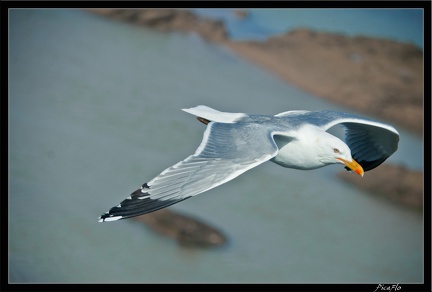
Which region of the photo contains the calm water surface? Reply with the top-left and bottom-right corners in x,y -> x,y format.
9,9 -> 423,283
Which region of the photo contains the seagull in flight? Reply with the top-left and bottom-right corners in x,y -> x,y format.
99,105 -> 399,222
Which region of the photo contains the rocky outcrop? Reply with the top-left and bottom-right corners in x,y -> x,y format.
227,29 -> 423,135
86,9 -> 228,43
131,209 -> 227,248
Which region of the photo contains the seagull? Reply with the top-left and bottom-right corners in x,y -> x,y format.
99,105 -> 399,222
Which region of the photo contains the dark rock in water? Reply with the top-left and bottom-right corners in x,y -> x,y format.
86,8 -> 228,43
337,164 -> 423,211
131,209 -> 227,248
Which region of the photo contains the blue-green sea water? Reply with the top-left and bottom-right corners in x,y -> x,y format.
9,9 -> 423,284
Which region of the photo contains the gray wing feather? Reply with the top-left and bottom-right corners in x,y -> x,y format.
99,122 -> 279,221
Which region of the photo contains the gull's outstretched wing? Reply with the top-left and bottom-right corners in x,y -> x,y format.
99,122 -> 279,222
277,110 -> 399,171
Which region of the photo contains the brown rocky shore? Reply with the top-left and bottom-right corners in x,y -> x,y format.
86,9 -> 423,245
227,30 -> 423,135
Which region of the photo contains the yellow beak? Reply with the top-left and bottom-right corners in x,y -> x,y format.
337,158 -> 364,177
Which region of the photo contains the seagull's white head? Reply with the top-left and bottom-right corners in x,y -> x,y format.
316,131 -> 364,177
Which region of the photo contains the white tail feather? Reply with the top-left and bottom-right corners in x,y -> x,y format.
182,105 -> 246,123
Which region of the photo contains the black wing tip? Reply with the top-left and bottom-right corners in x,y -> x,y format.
357,157 -> 388,172
98,185 -> 189,222
98,212 -> 123,222
344,156 -> 388,173
98,187 -> 143,223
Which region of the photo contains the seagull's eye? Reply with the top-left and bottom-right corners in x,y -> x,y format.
333,148 -> 340,153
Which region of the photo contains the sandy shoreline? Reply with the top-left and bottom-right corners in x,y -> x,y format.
85,9 -> 423,244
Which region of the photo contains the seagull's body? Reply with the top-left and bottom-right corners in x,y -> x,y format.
99,105 -> 399,222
